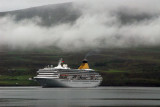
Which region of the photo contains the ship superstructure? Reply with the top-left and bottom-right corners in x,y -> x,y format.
34,58 -> 102,87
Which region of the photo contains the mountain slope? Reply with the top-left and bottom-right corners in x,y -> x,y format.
0,3 -> 81,26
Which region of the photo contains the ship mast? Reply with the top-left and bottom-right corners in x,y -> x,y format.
58,58 -> 63,66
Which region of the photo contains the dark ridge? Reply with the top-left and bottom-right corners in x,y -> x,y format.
0,2 -> 81,26
112,7 -> 159,24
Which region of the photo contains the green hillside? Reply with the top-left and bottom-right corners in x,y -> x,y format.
0,47 -> 160,86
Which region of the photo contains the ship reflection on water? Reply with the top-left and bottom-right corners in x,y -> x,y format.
0,87 -> 160,107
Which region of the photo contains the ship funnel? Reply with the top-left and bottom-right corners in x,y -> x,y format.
78,59 -> 90,69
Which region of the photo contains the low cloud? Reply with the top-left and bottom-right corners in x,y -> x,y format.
1,0 -> 160,51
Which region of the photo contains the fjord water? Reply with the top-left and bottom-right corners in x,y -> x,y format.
0,87 -> 160,107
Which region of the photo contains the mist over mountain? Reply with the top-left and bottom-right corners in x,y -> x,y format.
0,0 -> 160,51
0,3 -> 80,26
1,1 -> 160,87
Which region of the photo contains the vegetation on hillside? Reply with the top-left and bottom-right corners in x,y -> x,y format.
0,47 -> 160,86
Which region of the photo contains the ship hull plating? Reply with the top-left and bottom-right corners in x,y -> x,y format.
35,78 -> 102,88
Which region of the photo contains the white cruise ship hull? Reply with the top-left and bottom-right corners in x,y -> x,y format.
35,78 -> 102,88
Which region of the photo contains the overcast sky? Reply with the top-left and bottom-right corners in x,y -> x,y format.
0,0 -> 78,12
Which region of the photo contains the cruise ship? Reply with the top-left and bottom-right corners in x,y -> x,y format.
34,58 -> 103,87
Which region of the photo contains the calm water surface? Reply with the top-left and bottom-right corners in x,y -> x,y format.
0,87 -> 160,107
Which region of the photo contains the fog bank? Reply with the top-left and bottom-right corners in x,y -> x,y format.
1,0 -> 160,51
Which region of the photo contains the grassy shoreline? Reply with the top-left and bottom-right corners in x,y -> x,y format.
0,69 -> 160,86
